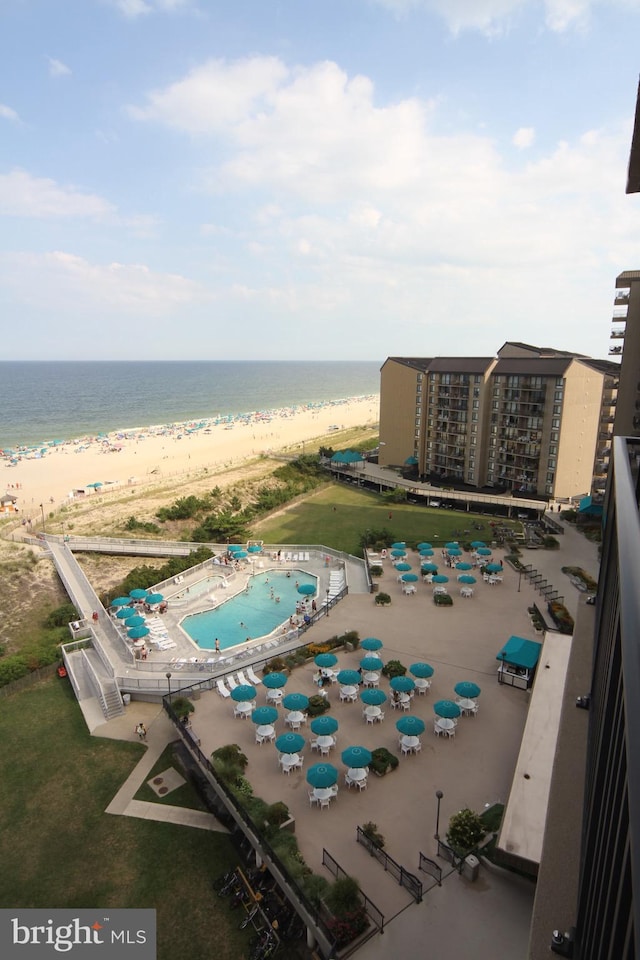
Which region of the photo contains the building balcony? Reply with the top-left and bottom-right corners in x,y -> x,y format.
609,345 -> 623,355
610,330 -> 626,340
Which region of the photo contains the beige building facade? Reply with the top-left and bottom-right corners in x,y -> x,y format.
379,342 -> 619,501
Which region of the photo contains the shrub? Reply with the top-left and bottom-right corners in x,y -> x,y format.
306,694 -> 331,717
325,876 -> 362,917
381,659 -> 406,679
548,600 -> 574,635
369,565 -> 383,577
361,822 -> 385,848
44,603 -> 79,628
265,801 -> 290,827
263,656 -> 287,674
434,593 -> 453,606
447,808 -> 485,855
301,874 -> 330,907
369,747 -> 399,776
340,629 -> 360,650
375,592 -> 391,606
170,696 -> 195,720
542,535 -> 560,549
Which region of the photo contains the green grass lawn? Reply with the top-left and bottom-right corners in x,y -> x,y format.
253,483 -> 504,554
0,679 -> 250,960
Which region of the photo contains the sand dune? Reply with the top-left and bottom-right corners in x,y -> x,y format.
4,395 -> 379,522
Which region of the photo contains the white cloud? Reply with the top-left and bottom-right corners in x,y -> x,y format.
0,251 -> 205,314
513,126 -> 535,148
0,170 -> 114,218
111,0 -> 192,17
47,57 -> 71,78
0,103 -> 20,122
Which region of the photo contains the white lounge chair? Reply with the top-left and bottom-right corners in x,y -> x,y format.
226,675 -> 238,689
216,679 -> 231,698
246,666 -> 262,685
236,670 -> 248,686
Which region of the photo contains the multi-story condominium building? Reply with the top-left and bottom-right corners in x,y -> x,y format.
379,342 -> 619,501
612,271 -> 640,438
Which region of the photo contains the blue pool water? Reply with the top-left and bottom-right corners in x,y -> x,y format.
181,570 -> 318,650
171,575 -> 225,600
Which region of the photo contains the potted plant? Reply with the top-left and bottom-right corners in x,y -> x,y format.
369,747 -> 399,777
381,659 -> 406,679
375,591 -> 391,606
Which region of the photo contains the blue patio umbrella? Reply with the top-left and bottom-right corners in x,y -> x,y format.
282,692 -> 309,711
116,607 -> 133,619
409,662 -> 434,679
124,614 -> 145,628
434,699 -> 462,719
422,563 -> 439,573
459,574 -> 477,584
336,669 -> 361,686
390,675 -> 416,693
417,542 -> 432,550
129,588 -> 148,600
390,549 -> 406,558
471,540 -> 486,549
445,542 -> 459,550
361,637 -> 383,651
432,574 -> 449,584
112,596 -> 132,607
447,547 -> 462,556
248,544 -> 262,553
360,688 -> 387,706
297,583 -> 315,595
275,732 -> 305,754
395,562 -> 412,572
391,542 -> 406,549
310,715 -> 339,735
146,593 -> 164,604
127,625 -> 150,639
454,681 -> 481,699
485,563 -> 502,573
231,684 -> 257,702
401,573 -> 419,582
314,652 -> 338,668
306,763 -> 338,788
341,745 -> 372,768
455,562 -> 473,571
419,548 -> 434,557
251,706 -> 278,725
360,656 -> 384,672
262,672 -> 288,689
227,544 -> 243,552
477,547 -> 492,556
234,550 -> 248,558
396,716 -> 426,736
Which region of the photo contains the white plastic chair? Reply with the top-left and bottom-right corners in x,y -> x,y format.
216,679 -> 231,698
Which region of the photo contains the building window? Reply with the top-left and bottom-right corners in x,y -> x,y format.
550,431 -> 559,442
545,483 -> 553,495
468,470 -> 475,480
472,412 -> 478,421
552,418 -> 560,429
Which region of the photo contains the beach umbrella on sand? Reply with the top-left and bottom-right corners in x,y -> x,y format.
432,574 -> 449,584
396,716 -> 426,736
390,675 -> 416,693
251,706 -> 278,725
391,549 -> 406,558
485,562 -> 502,573
127,625 -> 150,640
471,540 -> 486,549
306,763 -> 338,789
124,614 -> 145,628
360,656 -> 384,672
341,745 -> 372,768
410,663 -> 434,679
445,542 -> 459,550
419,548 -> 434,557
447,547 -> 463,557
297,583 -> 315,596
391,542 -> 406,549
146,593 -> 164,605
417,542 -> 432,550
401,573 -> 419,582
275,733 -> 305,754
454,681 -> 481,699
434,700 -> 461,719
422,563 -> 438,573
231,684 -> 257,702
459,575 -> 476,585
262,672 -> 288,689
360,688 -> 387,706
361,637 -> 383,651
395,562 -> 412,572
282,693 -> 309,711
476,547 -> 492,556
310,715 -> 339,736
314,652 -> 338,669
336,669 -> 361,686
455,562 -> 473,571
112,597 -> 132,607
129,588 -> 148,600
116,607 -> 133,619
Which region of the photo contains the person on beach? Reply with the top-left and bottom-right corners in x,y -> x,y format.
135,723 -> 147,741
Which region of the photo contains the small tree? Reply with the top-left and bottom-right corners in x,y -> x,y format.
446,808 -> 485,855
381,659 -> 406,679
170,696 -> 195,720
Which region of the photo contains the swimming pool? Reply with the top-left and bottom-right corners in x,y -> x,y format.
181,570 -> 318,650
171,575 -> 226,600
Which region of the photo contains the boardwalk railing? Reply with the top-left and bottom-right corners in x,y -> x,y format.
356,826 -> 423,903
321,848 -> 385,933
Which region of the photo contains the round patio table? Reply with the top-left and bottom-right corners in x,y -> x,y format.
414,678 -> 430,692
256,724 -> 274,739
456,698 -> 477,714
363,672 -> 379,687
285,711 -> 306,727
312,787 -> 334,802
234,701 -> 254,717
346,767 -> 368,782
280,753 -> 301,772
315,735 -> 335,750
363,705 -> 382,720
266,688 -> 284,703
435,717 -> 456,731
340,685 -> 358,699
401,735 -> 420,751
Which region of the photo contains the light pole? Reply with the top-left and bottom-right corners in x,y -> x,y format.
518,568 -> 522,592
434,789 -> 444,840
166,672 -> 172,702
325,588 -> 330,618
39,502 -> 46,533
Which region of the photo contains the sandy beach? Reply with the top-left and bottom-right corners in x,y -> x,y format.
3,395 -> 379,521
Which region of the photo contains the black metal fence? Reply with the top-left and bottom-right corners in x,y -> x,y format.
436,839 -> 464,871
418,851 -> 442,886
356,826 -> 423,903
321,849 -> 385,933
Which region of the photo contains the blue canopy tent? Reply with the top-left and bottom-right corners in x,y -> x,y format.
496,635 -> 543,689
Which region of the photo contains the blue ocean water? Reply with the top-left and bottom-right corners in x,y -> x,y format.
0,361 -> 381,449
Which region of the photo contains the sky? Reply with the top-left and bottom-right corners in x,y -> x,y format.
1,0 -> 639,362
